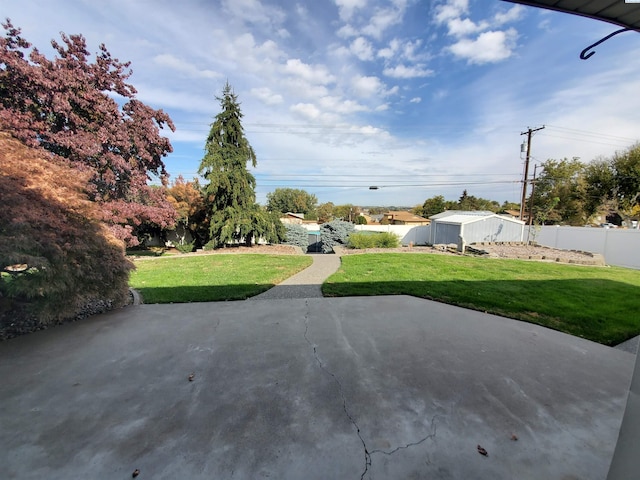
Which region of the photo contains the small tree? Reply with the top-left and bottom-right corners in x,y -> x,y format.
166,175 -> 207,247
417,195 -> 446,217
283,224 -> 310,251
317,202 -> 335,223
320,220 -> 355,253
266,188 -> 318,216
334,204 -> 359,222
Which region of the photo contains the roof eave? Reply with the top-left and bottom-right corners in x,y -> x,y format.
502,0 -> 640,31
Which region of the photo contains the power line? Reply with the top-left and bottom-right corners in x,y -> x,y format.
545,125 -> 637,143
164,172 -> 522,179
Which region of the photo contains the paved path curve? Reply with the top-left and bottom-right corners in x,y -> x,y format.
250,253 -> 341,300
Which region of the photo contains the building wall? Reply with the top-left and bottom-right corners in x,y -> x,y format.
463,217 -> 523,244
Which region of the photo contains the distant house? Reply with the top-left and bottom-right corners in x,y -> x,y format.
382,211 -> 430,225
500,209 -> 529,223
429,210 -> 524,247
280,212 -> 305,224
501,209 -> 521,218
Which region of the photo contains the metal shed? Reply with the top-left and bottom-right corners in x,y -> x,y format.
429,211 -> 524,247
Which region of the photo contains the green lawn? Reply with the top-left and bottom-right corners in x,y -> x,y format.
130,254 -> 312,303
323,253 -> 640,346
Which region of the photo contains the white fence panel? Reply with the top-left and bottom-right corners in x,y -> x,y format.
355,225 -> 431,246
525,226 -> 640,269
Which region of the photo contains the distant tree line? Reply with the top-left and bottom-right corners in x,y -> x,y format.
412,148 -> 640,227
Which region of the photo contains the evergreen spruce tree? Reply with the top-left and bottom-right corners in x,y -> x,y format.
199,82 -> 283,247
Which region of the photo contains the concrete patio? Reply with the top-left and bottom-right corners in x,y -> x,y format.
0,295 -> 634,479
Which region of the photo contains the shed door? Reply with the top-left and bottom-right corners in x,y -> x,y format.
434,222 -> 460,244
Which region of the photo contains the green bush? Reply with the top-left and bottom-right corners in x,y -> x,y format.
320,220 -> 355,253
348,231 -> 400,249
176,242 -> 195,253
283,224 -> 309,251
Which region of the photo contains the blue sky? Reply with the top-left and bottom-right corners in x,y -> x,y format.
3,0 -> 640,207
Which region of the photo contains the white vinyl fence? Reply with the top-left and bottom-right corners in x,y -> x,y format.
525,226 -> 640,270
354,224 -> 431,246
355,224 -> 640,269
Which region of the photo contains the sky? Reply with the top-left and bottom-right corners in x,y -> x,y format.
3,0 -> 640,208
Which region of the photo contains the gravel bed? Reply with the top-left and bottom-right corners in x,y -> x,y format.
471,242 -> 605,265
336,243 -> 605,266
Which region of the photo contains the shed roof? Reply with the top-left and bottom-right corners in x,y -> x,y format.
430,210 -> 495,220
430,210 -> 524,226
502,0 -> 640,31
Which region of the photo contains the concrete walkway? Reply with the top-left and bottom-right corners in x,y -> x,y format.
250,253 -> 341,300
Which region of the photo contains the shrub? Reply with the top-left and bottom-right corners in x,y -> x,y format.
176,242 -> 195,253
283,224 -> 309,251
320,220 -> 355,253
0,133 -> 134,337
348,231 -> 400,249
377,231 -> 401,248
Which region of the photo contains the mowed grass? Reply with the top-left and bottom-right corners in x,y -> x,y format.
323,253 -> 640,346
130,254 -> 312,303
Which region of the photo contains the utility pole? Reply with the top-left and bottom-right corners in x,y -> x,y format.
528,164 -> 538,226
520,125 -> 545,221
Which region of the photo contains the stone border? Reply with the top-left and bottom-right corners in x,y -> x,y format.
471,242 -> 606,266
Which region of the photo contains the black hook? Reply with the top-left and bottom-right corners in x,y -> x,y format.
580,28 -> 631,60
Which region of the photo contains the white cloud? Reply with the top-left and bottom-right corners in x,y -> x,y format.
337,24 -> 359,38
255,39 -> 285,61
433,89 -> 448,100
221,0 -> 286,27
494,5 -> 525,25
350,124 -> 387,136
284,59 -> 336,85
334,0 -> 367,21
134,85 -> 212,114
446,18 -> 488,37
378,38 -> 401,59
383,64 -> 434,79
447,28 -> 518,64
434,0 -> 469,25
352,75 -> 384,97
350,36 -> 375,61
361,3 -> 408,39
410,97 -> 421,103
250,87 -> 283,105
153,54 -> 221,79
401,39 -> 419,60
290,102 -> 322,120
319,95 -> 369,114
282,78 -> 330,100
